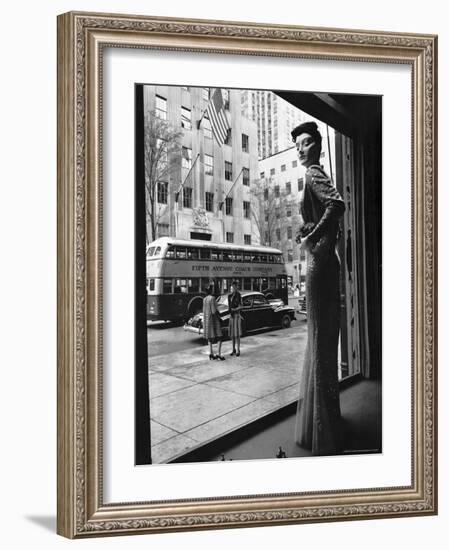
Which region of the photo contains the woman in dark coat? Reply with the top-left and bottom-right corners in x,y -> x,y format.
292,121 -> 345,455
202,284 -> 225,361
228,280 -> 242,356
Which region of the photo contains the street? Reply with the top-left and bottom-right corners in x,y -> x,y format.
147,314 -> 307,463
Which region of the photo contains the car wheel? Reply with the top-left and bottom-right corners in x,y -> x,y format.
281,314 -> 291,329
241,318 -> 247,336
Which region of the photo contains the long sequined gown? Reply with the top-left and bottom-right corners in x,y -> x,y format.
295,164 -> 345,455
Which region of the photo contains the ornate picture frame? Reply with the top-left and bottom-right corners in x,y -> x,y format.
57,11 -> 437,538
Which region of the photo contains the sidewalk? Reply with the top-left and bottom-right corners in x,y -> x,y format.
148,325 -> 307,463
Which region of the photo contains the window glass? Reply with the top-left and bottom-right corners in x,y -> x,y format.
188,278 -> 200,292
163,279 -> 173,293
187,248 -> 199,260
174,279 -> 188,293
253,295 -> 267,305
242,296 -> 252,307
243,278 -> 252,290
176,248 -> 187,260
165,247 -> 175,259
200,248 -> 211,260
147,246 -> 155,257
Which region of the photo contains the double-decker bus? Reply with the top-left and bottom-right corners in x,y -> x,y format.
146,237 -> 288,321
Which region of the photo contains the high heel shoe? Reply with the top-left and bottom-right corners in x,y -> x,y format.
230,349 -> 236,356
236,351 -> 240,357
216,355 -> 226,361
209,354 -> 216,360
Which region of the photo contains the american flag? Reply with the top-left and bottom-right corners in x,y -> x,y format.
205,88 -> 231,145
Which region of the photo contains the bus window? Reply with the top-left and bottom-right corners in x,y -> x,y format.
165,246 -> 175,259
222,250 -> 232,262
200,278 -> 211,291
176,248 -> 187,260
233,250 -> 242,262
187,247 -> 199,260
243,253 -> 252,262
174,279 -> 188,293
163,279 -> 173,294
252,253 -> 260,263
149,278 -> 155,291
260,277 -> 268,291
211,249 -> 220,261
281,277 -> 287,288
275,255 -> 282,264
147,246 -> 155,257
276,278 -> 281,289
200,248 -> 211,260
268,277 -> 276,289
252,277 -> 259,290
154,246 -> 161,256
268,255 -> 274,263
243,278 -> 252,290
188,278 -> 200,293
260,254 -> 267,262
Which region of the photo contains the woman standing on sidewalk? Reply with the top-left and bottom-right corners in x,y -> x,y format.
292,121 -> 345,455
203,284 -> 225,361
228,280 -> 243,356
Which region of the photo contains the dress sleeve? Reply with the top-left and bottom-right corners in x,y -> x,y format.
307,169 -> 345,245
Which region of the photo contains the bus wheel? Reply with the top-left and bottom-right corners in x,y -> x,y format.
187,298 -> 203,319
281,314 -> 291,329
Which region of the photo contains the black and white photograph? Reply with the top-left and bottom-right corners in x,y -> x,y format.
135,84 -> 382,465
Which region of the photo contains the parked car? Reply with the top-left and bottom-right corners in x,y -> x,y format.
183,291 -> 296,337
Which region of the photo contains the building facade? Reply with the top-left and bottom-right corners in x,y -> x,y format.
241,90 -> 305,159
257,121 -> 336,286
143,85 -> 259,246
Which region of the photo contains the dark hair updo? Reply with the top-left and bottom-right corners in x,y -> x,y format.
291,121 -> 322,150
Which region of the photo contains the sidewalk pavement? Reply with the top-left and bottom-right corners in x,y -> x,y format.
148,324 -> 307,463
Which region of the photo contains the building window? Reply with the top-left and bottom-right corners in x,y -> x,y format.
275,207 -> 280,219
226,231 -> 234,243
203,116 -> 212,139
270,167 -> 275,176
281,164 -> 286,172
205,154 -> 213,176
300,250 -> 306,261
183,187 -> 192,208
157,181 -> 168,204
244,234 -> 252,245
224,128 -> 232,145
274,185 -> 280,198
286,206 -> 292,217
276,228 -> 281,240
287,226 -> 292,239
286,181 -> 291,194
264,188 -> 269,201
242,133 -> 249,153
298,177 -> 304,191
181,107 -> 192,130
225,161 -> 233,181
242,167 -> 250,186
243,201 -> 251,219
182,147 -> 192,170
225,197 -> 233,215
287,249 -> 293,262
157,223 -> 169,237
155,95 -> 167,119
205,192 -> 214,212
260,171 -> 265,179
265,212 -> 269,222
202,88 -> 209,102
292,160 -> 298,168
264,231 -> 269,242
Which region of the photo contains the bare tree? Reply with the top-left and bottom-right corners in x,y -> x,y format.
250,178 -> 297,249
144,109 -> 183,243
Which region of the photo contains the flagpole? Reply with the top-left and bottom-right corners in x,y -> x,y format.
218,167 -> 244,211
175,153 -> 200,202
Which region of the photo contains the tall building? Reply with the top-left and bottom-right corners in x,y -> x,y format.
241,90 -> 306,159
257,122 -> 336,286
143,86 -> 259,245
